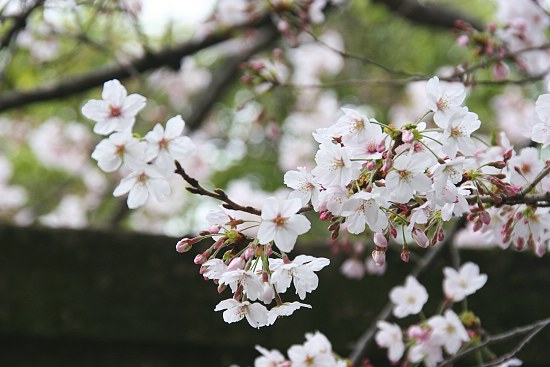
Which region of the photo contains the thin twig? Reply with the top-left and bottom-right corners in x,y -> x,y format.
518,162 -> 550,197
174,161 -> 262,216
438,317 -> 550,366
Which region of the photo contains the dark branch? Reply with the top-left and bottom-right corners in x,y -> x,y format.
0,0 -> 44,50
186,26 -> 279,131
174,161 -> 262,216
372,0 -> 484,31
0,14 -> 272,113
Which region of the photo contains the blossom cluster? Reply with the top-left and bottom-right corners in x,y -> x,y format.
376,262 -> 488,366
182,201 -> 329,328
283,75 -> 550,263
82,79 -> 195,209
253,330 -> 347,367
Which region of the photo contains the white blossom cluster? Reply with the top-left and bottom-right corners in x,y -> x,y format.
283,76 -> 550,262
376,262 -> 488,366
82,79 -> 195,209
253,330 -> 347,367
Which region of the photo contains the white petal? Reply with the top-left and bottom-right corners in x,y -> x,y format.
102,79 -> 127,106
127,183 -> 148,208
164,115 -> 185,139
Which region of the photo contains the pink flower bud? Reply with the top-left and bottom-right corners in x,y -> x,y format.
194,253 -> 208,265
400,248 -> 410,263
402,130 -> 415,144
534,241 -> 546,257
371,250 -> 385,266
487,22 -> 497,32
227,257 -> 245,271
413,230 -> 429,248
366,161 -> 377,170
457,34 -> 469,47
265,244 -> 273,256
244,247 -> 255,260
479,211 -> 491,225
374,233 -> 388,248
217,283 -> 227,294
176,238 -> 193,253
492,62 -> 509,80
209,225 -> 220,234
472,219 -> 483,232
277,20 -> 289,33
319,211 -> 332,221
390,227 -> 398,238
437,227 -> 445,242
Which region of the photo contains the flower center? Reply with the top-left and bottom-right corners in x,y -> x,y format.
398,170 -> 411,183
436,97 -> 449,110
159,137 -> 169,150
352,118 -> 365,132
109,105 -> 122,117
450,127 -> 465,138
115,144 -> 125,156
274,215 -> 288,227
330,158 -> 345,171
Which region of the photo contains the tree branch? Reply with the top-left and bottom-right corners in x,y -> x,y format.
186,26 -> 279,131
0,0 -> 44,50
0,14 -> 272,113
174,161 -> 261,216
371,0 -> 484,31
438,316 -> 550,366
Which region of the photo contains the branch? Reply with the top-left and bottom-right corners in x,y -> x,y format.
438,317 -> 550,366
0,14 -> 272,113
372,0 -> 484,31
186,26 -> 279,131
174,161 -> 261,216
348,216 -> 467,365
0,0 -> 44,50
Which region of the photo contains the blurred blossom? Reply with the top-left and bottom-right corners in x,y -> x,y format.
279,92 -> 340,171
495,0 -> 550,74
389,81 -> 430,127
491,87 -> 535,144
148,58 -> 212,109
28,119 -> 93,174
288,30 -> 344,85
39,195 -> 88,229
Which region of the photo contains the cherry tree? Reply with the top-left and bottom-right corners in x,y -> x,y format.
1,0 -> 550,366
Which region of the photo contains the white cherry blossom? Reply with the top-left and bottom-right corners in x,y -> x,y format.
426,76 -> 466,128
428,309 -> 470,354
341,190 -> 388,234
257,197 -> 311,252
440,108 -> 481,159
113,161 -> 171,209
219,269 -> 264,301
91,131 -> 145,172
443,262 -> 487,302
385,153 -> 432,203
82,79 -> 146,135
267,302 -> 312,325
311,142 -> 361,187
375,321 -> 405,363
254,345 -> 286,367
284,167 -> 321,208
145,115 -> 195,175
389,275 -> 428,318
270,255 -> 330,300
214,299 -> 269,328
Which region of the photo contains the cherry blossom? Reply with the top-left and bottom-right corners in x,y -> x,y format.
113,161 -> 171,209
82,79 -> 146,135
428,309 -> 470,354
270,255 -> 330,300
311,142 -> 361,187
375,321 -> 405,363
440,107 -> 481,159
385,153 -> 433,203
91,131 -> 145,172
214,298 -> 269,328
389,275 -> 429,318
257,197 -> 311,252
426,76 -> 466,127
144,115 -> 195,175
284,167 -> 321,208
443,262 -> 487,302
254,345 -> 286,367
